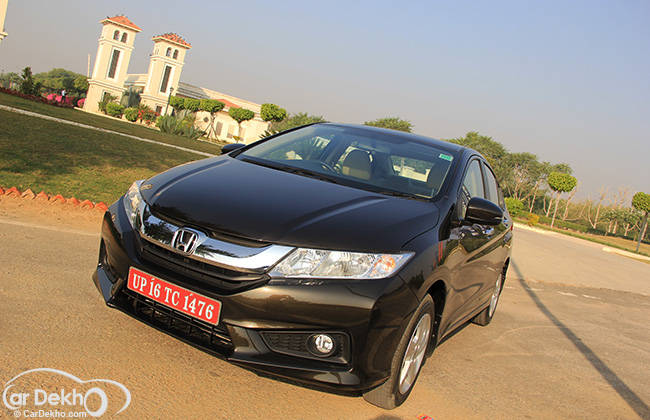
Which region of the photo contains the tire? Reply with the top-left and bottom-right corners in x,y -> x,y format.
362,295 -> 434,409
472,269 -> 504,326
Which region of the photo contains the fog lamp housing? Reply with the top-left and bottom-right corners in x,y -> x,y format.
308,333 -> 336,357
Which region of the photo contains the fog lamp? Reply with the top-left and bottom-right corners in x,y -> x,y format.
309,334 -> 336,357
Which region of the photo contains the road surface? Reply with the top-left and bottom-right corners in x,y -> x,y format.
0,202 -> 648,419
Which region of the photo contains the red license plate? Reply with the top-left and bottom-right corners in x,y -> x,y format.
127,267 -> 221,325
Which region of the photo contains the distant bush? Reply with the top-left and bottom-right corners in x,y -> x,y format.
527,213 -> 539,226
106,102 -> 125,118
183,98 -> 200,112
124,107 -> 138,122
77,98 -> 85,108
169,95 -> 185,111
505,197 -> 524,216
98,93 -> 117,114
0,87 -> 74,108
156,110 -> 204,140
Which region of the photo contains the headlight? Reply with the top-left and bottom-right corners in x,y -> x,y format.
123,180 -> 146,228
270,248 -> 413,279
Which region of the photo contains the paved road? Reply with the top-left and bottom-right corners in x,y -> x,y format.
1,216 -> 649,419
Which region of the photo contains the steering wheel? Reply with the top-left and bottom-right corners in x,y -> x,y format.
319,161 -> 337,174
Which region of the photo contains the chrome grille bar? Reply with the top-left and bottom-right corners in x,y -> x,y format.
139,206 -> 294,274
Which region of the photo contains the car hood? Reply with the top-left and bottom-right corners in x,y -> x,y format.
140,156 -> 439,252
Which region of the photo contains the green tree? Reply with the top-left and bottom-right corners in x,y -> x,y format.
260,103 -> 287,123
73,76 -> 89,93
547,172 -> 577,228
447,132 -> 509,182
169,95 -> 185,111
183,98 -> 201,112
19,67 -> 42,96
33,68 -> 88,95
228,107 -> 255,142
261,112 -> 327,138
0,72 -> 22,88
364,117 -> 412,132
631,192 -> 650,252
199,99 -> 225,138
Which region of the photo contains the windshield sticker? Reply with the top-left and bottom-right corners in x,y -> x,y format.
438,153 -> 453,162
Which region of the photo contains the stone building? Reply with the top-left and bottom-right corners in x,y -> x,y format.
84,15 -> 269,143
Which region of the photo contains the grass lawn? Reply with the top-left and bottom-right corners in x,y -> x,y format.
516,217 -> 650,257
0,92 -> 224,155
0,108 -> 210,204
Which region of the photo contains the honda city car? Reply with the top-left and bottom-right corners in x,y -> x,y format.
92,123 -> 512,408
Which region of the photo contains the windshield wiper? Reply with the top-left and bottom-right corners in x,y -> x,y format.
241,157 -> 343,185
371,189 -> 429,200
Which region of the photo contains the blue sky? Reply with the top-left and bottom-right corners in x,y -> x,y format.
1,0 -> 648,199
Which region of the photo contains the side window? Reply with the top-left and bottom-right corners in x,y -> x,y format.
458,159 -> 484,219
482,163 -> 500,206
462,160 -> 485,199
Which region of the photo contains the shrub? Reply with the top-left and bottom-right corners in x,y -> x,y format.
106,102 -> 125,118
98,93 -> 117,113
156,111 -> 204,140
0,87 -> 74,108
183,98 -> 200,112
169,95 -> 185,111
527,213 -> 539,226
77,98 -> 85,108
124,107 -> 138,122
505,197 -> 524,216
260,103 -> 287,122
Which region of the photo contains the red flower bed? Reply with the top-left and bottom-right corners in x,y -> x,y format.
0,87 -> 76,108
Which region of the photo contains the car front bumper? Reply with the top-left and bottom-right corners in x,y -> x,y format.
91,199 -> 419,392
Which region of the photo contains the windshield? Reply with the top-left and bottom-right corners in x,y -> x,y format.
238,125 -> 456,199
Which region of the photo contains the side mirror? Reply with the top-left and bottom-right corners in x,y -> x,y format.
221,143 -> 245,155
464,197 -> 503,226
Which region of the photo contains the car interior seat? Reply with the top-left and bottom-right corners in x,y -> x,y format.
341,150 -> 372,180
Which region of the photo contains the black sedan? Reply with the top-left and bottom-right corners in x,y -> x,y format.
92,123 -> 512,409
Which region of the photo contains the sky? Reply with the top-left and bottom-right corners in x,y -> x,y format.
1,0 -> 648,201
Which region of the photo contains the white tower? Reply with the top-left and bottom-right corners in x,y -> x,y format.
0,0 -> 8,43
84,15 -> 141,112
140,33 -> 191,114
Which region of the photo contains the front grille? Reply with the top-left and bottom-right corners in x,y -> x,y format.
138,238 -> 269,294
261,331 -> 349,364
116,288 -> 233,353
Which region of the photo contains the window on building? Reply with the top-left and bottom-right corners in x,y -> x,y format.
159,65 -> 172,93
173,49 -> 179,59
214,121 -> 223,137
113,30 -> 120,40
166,47 -> 172,57
155,105 -> 162,114
227,125 -> 235,139
121,33 -> 127,43
107,49 -> 121,79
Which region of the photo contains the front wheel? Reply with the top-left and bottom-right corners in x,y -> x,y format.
472,271 -> 504,326
362,295 -> 434,409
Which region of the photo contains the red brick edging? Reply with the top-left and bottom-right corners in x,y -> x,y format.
0,185 -> 108,212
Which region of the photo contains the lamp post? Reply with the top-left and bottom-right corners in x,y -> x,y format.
165,86 -> 174,115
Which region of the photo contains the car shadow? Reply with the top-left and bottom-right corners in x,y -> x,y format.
511,260 -> 650,419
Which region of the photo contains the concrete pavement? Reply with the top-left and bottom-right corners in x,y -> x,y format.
0,214 -> 648,419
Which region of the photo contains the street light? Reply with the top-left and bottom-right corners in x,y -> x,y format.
165,86 -> 174,115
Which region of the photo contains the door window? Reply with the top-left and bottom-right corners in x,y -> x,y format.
482,164 -> 500,206
462,160 -> 484,199
459,159 -> 484,218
